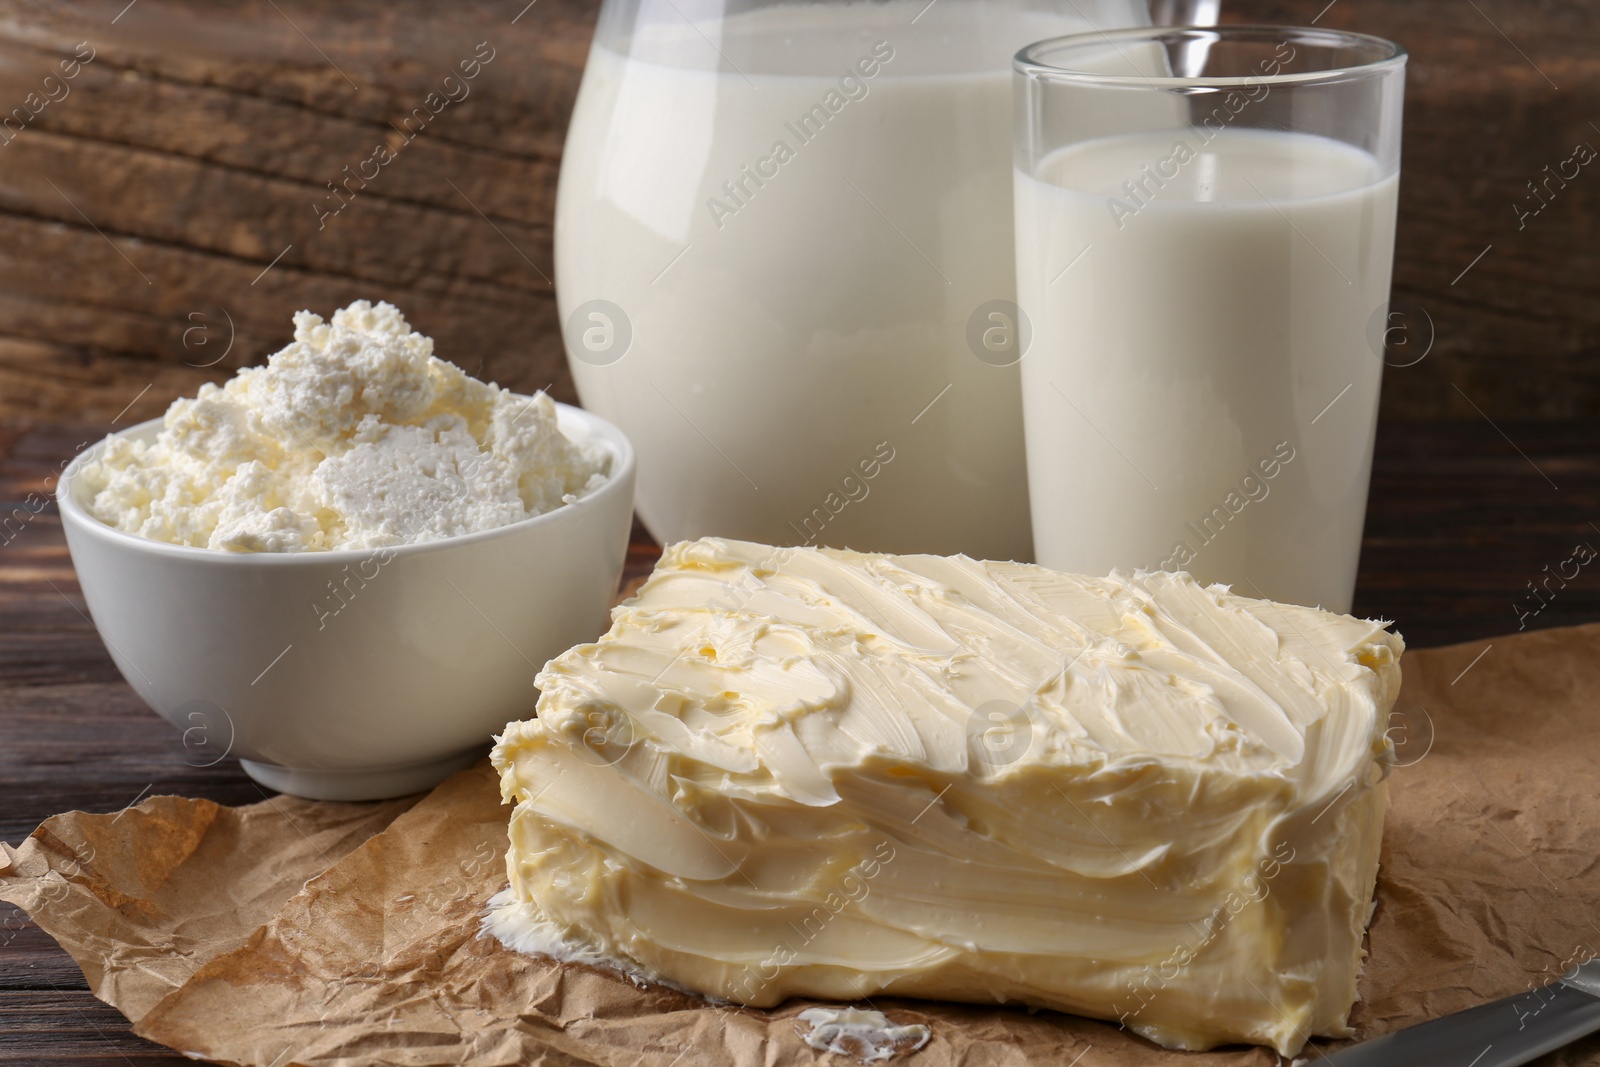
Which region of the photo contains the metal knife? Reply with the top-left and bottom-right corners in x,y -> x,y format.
1320,959 -> 1600,1067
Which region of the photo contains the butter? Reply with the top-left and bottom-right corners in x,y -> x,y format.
796,1008 -> 930,1062
490,539 -> 1403,1055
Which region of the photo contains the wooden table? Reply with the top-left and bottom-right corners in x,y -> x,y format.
4,0 -> 1598,429
4,416 -> 1599,1064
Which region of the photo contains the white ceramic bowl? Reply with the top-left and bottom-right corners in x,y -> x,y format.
57,402 -> 635,801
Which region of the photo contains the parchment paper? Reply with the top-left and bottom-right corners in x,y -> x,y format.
4,622 -> 1600,1066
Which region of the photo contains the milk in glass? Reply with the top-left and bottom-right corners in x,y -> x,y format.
1016,128 -> 1398,611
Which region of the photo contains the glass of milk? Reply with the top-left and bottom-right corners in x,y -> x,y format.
1013,26 -> 1406,612
555,0 -> 1221,560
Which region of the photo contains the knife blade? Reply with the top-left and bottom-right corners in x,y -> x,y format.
1318,959 -> 1600,1067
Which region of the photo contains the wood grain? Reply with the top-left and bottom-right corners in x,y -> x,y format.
2,0 -> 1599,1059
0,419 -> 660,1063
1233,2 -> 1600,419
6,416 -> 1600,1062
0,0 -> 592,426
0,0 -> 1596,426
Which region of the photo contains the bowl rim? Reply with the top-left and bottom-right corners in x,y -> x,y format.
56,397 -> 636,566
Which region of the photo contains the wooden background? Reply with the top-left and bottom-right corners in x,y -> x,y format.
2,2 -> 1599,1062
0,0 -> 1594,426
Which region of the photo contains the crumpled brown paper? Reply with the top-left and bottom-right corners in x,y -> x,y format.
0,791 -> 415,1025
5,623 -> 1600,1066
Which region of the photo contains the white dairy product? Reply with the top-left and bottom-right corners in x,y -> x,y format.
556,0 -> 1147,560
490,537 -> 1404,1055
1016,128 -> 1398,613
78,301 -> 609,552
796,1007 -> 931,1062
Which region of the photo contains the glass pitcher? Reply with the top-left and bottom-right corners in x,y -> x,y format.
556,0 -> 1209,559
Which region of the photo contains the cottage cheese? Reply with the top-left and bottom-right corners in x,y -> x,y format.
78,301 -> 609,552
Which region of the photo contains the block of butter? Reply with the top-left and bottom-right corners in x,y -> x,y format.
489,539 -> 1404,1055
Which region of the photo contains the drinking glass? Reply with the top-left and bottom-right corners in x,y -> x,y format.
1013,26 -> 1405,611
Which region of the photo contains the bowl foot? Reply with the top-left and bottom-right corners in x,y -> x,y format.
240,747 -> 485,801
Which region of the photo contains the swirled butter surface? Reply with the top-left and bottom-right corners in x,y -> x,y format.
489,538 -> 1403,1054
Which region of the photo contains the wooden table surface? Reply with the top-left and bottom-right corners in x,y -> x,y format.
4,416 -> 1600,1064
